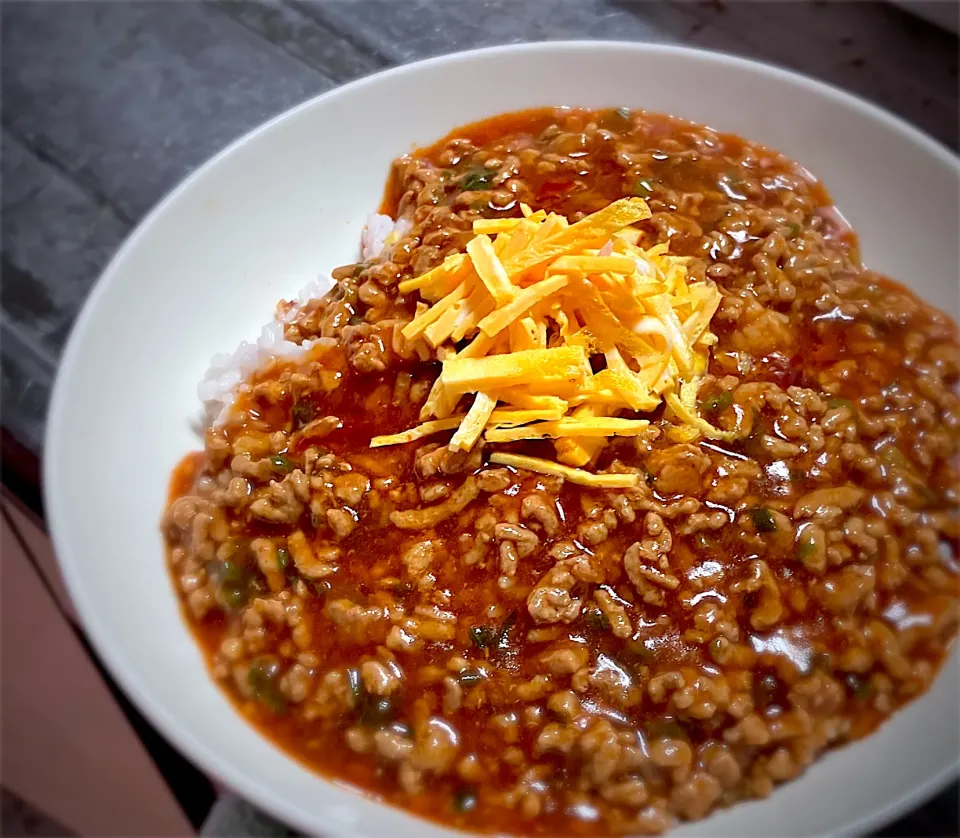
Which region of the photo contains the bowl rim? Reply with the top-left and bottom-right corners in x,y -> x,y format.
43,39 -> 959,837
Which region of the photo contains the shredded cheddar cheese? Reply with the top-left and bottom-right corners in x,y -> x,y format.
373,197 -> 731,481
489,453 -> 640,489
370,416 -> 467,448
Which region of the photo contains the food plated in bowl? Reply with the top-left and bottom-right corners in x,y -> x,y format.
163,105 -> 960,835
46,43 -> 960,838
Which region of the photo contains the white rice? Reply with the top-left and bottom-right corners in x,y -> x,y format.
198,213 -> 408,425
360,213 -> 396,262
361,213 -> 413,262
197,321 -> 334,425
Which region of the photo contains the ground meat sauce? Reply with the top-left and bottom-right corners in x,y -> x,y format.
163,108 -> 960,835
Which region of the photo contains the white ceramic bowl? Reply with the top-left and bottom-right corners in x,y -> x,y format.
45,42 -> 959,838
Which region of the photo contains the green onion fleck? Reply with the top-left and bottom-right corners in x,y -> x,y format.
460,167 -> 496,191
615,106 -> 632,120
219,581 -> 248,610
626,638 -> 653,662
469,625 -> 495,650
359,695 -> 395,728
216,559 -> 245,584
453,786 -> 478,813
751,507 -> 777,533
291,400 -> 315,428
584,608 -> 610,632
634,178 -> 655,198
845,673 -> 875,699
700,391 -> 733,413
248,658 -> 287,714
270,454 -> 295,472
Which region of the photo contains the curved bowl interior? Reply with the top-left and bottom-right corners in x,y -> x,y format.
45,42 -> 959,838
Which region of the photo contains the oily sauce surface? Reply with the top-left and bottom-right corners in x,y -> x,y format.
166,108 -> 960,835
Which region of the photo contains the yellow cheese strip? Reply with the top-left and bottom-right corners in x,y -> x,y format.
478,274 -> 569,338
647,294 -> 694,376
665,389 -> 738,442
508,319 -> 536,352
489,390 -> 568,413
503,198 -> 651,278
554,404 -> 611,467
420,377 -> 447,421
517,376 -> 597,400
568,391 -> 623,407
450,286 -> 496,342
574,281 -> 661,362
402,280 -> 471,340
497,220 -> 540,262
384,197 -> 724,470
449,392 -> 496,451
589,272 -> 631,298
485,416 -> 650,443
623,270 -> 667,299
556,302 -> 582,340
392,406 -> 561,450
519,316 -> 541,350
441,346 -> 589,392
487,408 -> 565,426
424,298 -> 470,348
550,255 -> 637,275
421,278 -> 466,305
473,218 -> 523,235
419,375 -> 463,421
666,264 -> 690,300
537,320 -> 548,348
527,214 -> 568,249
398,253 -> 466,295
467,234 -> 515,305
600,348 -> 662,406
681,283 -> 722,343
490,452 -> 640,489
643,242 -> 668,259
613,228 -> 642,246
492,231 -> 513,256
665,426 -> 701,443
370,416 -> 465,447
633,350 -> 673,392
632,315 -> 672,347
455,331 -> 498,360
592,369 -> 661,412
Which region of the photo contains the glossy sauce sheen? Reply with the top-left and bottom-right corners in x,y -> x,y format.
168,108 -> 959,835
